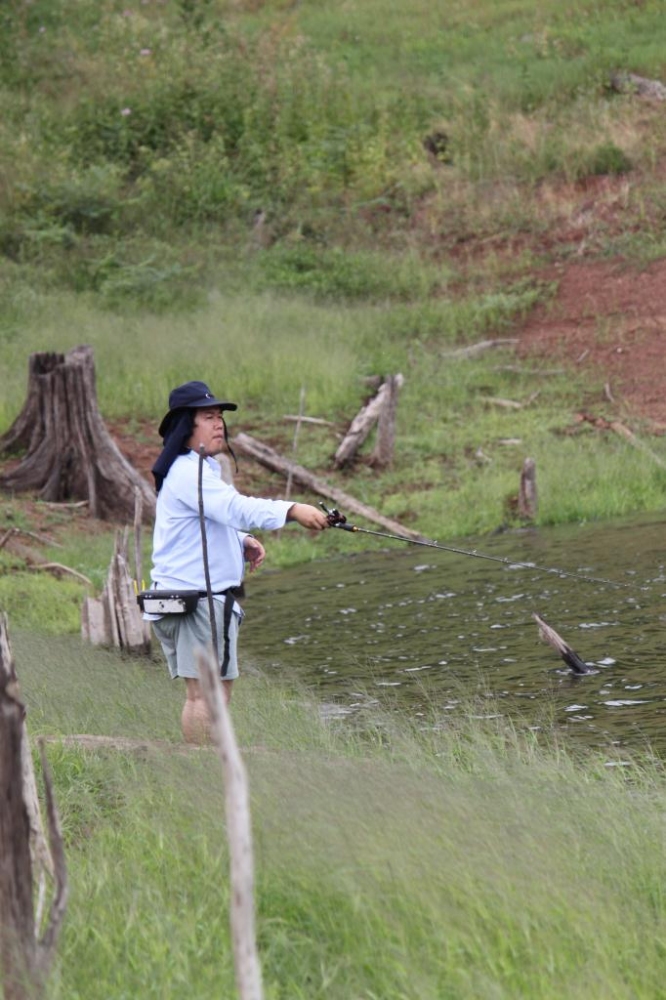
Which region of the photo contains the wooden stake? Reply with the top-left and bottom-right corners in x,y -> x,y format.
196,647 -> 264,1000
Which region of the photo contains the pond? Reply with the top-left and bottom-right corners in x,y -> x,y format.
240,511 -> 666,754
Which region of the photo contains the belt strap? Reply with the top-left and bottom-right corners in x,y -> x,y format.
220,588 -> 235,678
196,588 -> 239,678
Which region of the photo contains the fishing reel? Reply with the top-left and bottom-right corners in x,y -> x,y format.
319,502 -> 348,528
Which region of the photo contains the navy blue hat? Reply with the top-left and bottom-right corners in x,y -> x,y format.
158,381 -> 237,436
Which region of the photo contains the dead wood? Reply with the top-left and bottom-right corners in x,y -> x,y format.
0,345 -> 156,523
517,457 -> 538,521
27,563 -> 93,586
0,614 -> 68,999
81,528 -> 150,653
233,432 -> 424,541
484,397 -> 523,410
533,613 -> 590,675
197,646 -> 264,1000
334,374 -> 404,469
609,72 -> 666,100
0,528 -> 60,551
577,413 -> 666,469
443,338 -> 518,359
283,415 -> 335,428
369,374 -> 402,469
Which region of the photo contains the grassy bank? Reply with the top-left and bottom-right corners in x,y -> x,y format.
12,629 -> 666,999
1,0 -> 666,580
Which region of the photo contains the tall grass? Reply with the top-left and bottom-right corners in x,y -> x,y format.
12,630 -> 666,999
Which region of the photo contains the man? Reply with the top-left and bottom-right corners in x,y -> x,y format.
146,380 -> 328,743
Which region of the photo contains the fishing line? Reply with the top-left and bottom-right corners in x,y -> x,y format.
319,504 -> 649,593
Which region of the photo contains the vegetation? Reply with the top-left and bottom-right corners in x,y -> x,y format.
1,6 -> 666,992
1,0 -> 665,575
13,632 -> 666,999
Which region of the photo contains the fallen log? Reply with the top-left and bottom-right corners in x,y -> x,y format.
577,413 -> 666,469
233,433 -> 424,541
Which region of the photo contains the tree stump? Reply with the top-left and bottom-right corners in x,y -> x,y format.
518,457 -> 538,521
0,346 -> 156,523
369,374 -> 403,470
334,374 -> 404,470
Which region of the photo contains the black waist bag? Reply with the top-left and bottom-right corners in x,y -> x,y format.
137,590 -> 200,615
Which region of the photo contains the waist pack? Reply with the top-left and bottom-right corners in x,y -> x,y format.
137,590 -> 200,615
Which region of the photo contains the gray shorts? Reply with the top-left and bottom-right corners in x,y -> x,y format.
151,598 -> 243,681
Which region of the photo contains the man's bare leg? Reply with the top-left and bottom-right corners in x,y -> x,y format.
182,677 -> 233,744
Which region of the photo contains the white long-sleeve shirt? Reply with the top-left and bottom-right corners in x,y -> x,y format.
150,451 -> 293,592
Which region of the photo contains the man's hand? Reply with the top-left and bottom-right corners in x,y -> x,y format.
243,535 -> 266,572
286,503 -> 329,530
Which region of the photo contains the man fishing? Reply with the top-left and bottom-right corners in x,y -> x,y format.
144,380 -> 328,743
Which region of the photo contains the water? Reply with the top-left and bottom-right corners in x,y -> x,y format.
240,512 -> 666,753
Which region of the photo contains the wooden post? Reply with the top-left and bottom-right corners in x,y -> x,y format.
196,647 -> 264,1000
369,374 -> 403,469
518,457 -> 538,521
0,614 -> 68,999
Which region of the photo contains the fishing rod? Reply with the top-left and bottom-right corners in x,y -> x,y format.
319,503 -> 644,592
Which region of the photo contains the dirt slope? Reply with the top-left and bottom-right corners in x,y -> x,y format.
516,258 -> 666,429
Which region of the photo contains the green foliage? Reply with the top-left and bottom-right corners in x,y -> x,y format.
255,243 -> 443,303
583,139 -> 633,177
12,637 -> 666,999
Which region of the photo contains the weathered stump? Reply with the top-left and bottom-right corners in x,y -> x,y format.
81,528 -> 151,653
334,374 -> 404,469
518,457 -> 538,521
369,374 -> 403,470
0,345 -> 155,523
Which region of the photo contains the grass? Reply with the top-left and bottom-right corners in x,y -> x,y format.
11,628 -> 666,999
1,2 -> 666,996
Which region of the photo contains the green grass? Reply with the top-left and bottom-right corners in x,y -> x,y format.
2,4 -> 666,995
11,629 -> 666,999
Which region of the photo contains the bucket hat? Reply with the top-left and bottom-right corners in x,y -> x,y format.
158,381 -> 237,436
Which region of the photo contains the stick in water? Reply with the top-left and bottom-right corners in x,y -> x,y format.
533,613 -> 591,675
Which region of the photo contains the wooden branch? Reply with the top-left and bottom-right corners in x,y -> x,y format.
443,338 -> 518,359
197,648 -> 264,1000
577,413 -> 666,469
283,415 -> 335,427
533,613 -> 590,675
233,433 -> 424,541
37,501 -> 89,510
27,563 -> 93,586
484,397 -> 523,410
0,529 -> 60,552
